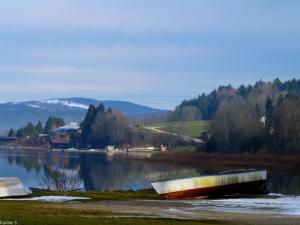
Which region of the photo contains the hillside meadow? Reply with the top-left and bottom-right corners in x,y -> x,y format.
145,120 -> 209,138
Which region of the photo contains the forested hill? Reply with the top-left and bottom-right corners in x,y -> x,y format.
170,78 -> 300,121
170,78 -> 300,154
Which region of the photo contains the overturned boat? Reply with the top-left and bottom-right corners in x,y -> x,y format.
0,177 -> 28,198
151,169 -> 267,200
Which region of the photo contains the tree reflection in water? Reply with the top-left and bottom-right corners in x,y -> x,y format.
0,148 -> 300,195
41,165 -> 82,191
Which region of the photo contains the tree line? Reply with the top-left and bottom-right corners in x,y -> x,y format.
170,78 -> 300,122
79,104 -> 131,148
7,78 -> 300,153
207,94 -> 300,154
8,116 -> 65,138
78,103 -> 187,148
7,103 -> 185,149
166,78 -> 300,154
195,79 -> 300,154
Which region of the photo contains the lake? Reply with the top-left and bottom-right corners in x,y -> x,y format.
0,148 -> 299,195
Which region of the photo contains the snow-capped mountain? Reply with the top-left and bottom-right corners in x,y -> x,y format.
0,98 -> 167,132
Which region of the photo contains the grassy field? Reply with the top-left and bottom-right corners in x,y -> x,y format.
0,190 -> 225,225
145,120 -> 209,138
1,189 -> 297,225
0,201 -> 224,225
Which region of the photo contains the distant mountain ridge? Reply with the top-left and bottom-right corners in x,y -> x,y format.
0,98 -> 167,132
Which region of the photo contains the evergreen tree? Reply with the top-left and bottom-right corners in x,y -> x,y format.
35,121 -> 43,134
16,128 -> 24,138
96,103 -> 105,114
53,117 -> 65,127
8,128 -> 16,137
265,96 -> 274,134
107,107 -> 113,113
44,116 -> 54,133
44,116 -> 65,133
237,85 -> 247,98
91,109 -> 130,148
80,105 -> 98,147
23,122 -> 35,136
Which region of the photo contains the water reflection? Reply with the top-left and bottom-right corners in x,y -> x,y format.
0,148 -> 299,195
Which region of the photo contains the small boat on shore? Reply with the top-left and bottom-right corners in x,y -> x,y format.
151,169 -> 267,200
0,177 -> 28,198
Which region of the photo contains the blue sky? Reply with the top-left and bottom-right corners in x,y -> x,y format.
0,0 -> 299,109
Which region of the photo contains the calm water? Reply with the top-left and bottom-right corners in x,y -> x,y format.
0,148 -> 299,195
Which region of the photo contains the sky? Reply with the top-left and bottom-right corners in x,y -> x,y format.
0,0 -> 300,109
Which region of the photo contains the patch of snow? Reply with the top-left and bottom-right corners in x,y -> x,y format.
54,122 -> 80,132
2,196 -> 90,202
61,101 -> 89,109
27,104 -> 42,109
41,99 -> 89,109
41,99 -> 60,104
188,194 -> 300,216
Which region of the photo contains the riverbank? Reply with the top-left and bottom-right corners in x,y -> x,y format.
128,151 -> 300,173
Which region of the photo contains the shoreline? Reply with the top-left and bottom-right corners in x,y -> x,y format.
127,151 -> 300,173
2,146 -> 300,173
1,198 -> 299,225
75,199 -> 300,224
0,145 -> 159,153
0,145 -> 49,151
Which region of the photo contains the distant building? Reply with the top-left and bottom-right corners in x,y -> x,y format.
50,122 -> 80,149
0,136 -> 18,146
50,137 -> 70,149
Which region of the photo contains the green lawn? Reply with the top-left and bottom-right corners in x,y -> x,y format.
145,121 -> 209,138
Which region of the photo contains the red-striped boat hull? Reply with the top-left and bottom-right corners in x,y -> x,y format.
151,170 -> 267,200
160,180 -> 267,200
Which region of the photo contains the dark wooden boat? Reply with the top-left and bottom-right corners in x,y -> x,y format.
151,169 -> 267,200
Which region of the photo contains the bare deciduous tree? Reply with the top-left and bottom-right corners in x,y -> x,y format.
40,166 -> 82,192
275,99 -> 300,153
209,101 -> 264,153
